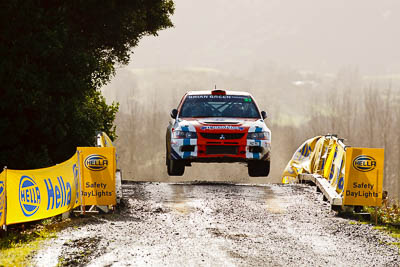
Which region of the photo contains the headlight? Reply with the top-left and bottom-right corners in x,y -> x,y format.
247,131 -> 270,140
172,130 -> 197,139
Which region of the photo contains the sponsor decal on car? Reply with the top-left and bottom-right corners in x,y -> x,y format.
187,95 -> 247,99
201,126 -> 244,131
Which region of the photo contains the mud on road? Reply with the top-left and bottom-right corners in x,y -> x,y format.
35,182 -> 399,266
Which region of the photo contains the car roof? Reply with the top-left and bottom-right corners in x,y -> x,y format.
186,90 -> 252,96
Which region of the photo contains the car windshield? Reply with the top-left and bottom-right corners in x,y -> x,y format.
179,95 -> 260,118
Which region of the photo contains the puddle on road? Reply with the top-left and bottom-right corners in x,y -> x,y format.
122,182 -> 289,215
265,198 -> 286,213
165,184 -> 196,214
160,183 -> 287,214
263,186 -> 290,214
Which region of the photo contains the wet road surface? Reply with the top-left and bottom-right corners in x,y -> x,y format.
35,182 -> 400,266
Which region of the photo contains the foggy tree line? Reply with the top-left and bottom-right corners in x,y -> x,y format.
301,86 -> 400,199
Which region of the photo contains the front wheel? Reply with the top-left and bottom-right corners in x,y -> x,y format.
248,160 -> 270,177
167,157 -> 185,176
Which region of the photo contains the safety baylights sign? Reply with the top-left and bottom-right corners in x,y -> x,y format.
343,148 -> 384,206
79,147 -> 116,206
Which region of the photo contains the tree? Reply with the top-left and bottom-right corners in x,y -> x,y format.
0,0 -> 174,169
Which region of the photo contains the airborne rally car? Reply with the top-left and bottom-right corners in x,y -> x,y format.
166,89 -> 271,177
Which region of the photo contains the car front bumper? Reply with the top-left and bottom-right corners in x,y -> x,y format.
170,137 -> 271,162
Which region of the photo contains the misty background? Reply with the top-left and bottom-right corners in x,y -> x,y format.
101,1 -> 400,198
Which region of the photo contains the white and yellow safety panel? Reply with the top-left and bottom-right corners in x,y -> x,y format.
330,146 -> 346,194
310,137 -> 326,174
323,141 -> 337,180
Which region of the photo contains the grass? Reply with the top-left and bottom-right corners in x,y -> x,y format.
0,217 -> 72,267
0,229 -> 55,266
348,199 -> 400,250
373,225 -> 400,237
372,225 -> 400,249
338,200 -> 400,253
348,220 -> 369,225
346,209 -> 400,251
0,213 -> 108,267
365,199 -> 400,225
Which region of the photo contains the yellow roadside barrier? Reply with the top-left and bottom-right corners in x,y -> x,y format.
5,153 -> 80,225
0,132 -> 117,228
282,135 -> 384,208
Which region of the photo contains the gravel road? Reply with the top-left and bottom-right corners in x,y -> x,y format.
34,182 -> 400,266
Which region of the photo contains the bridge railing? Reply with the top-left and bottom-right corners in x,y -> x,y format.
282,134 -> 384,209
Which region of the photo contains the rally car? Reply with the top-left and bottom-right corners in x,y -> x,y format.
166,89 -> 271,177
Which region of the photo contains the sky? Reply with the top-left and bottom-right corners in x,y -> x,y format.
128,0 -> 400,75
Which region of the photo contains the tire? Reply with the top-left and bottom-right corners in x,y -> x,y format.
248,160 -> 270,177
167,155 -> 185,176
166,138 -> 185,176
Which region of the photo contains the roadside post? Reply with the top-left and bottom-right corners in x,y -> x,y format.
78,149 -> 85,215
0,167 -> 7,231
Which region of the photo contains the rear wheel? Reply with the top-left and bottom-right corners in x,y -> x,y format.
248,160 -> 270,177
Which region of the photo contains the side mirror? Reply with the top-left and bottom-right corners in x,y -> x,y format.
261,111 -> 267,120
170,108 -> 178,119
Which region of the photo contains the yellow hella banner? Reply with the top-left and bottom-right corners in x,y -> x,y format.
282,136 -> 321,183
343,147 -> 384,206
79,147 -> 116,206
0,170 -> 5,227
6,153 -> 80,225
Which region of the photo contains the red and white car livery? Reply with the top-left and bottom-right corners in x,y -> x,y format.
166,89 -> 271,177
